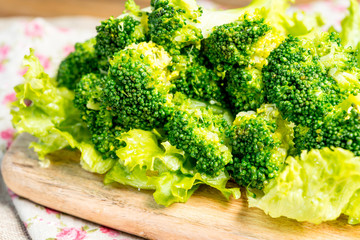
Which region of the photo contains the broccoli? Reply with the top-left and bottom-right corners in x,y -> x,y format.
94,0 -> 149,62
104,42 -> 175,130
226,67 -> 265,113
73,41 -> 175,158
164,94 -> 233,176
203,14 -> 272,70
203,12 -> 284,113
294,105 -> 360,156
56,38 -> 100,90
263,32 -> 360,127
148,0 -> 228,105
74,73 -> 124,159
148,0 -> 204,55
226,105 -> 293,190
148,0 -> 292,110
169,46 -> 227,105
94,0 -> 148,60
74,41 -> 234,175
95,16 -> 147,61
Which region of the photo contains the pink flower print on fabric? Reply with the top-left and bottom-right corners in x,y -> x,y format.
0,45 -> 10,73
63,45 -> 75,56
18,67 -> 29,76
58,27 -> 70,33
45,207 -> 60,215
2,92 -> 16,105
56,227 -> 87,240
0,45 -> 10,58
7,188 -> 18,199
297,3 -> 311,12
1,128 -> 15,148
25,21 -> 44,38
99,226 -> 120,237
35,54 -> 51,70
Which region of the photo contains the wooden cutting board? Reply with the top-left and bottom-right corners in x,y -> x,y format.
2,133 -> 360,240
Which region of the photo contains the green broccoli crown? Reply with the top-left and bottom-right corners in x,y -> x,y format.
226,67 -> 265,113
74,73 -> 125,159
294,105 -> 360,156
169,47 -> 227,105
315,32 -> 360,95
203,13 -> 271,70
73,72 -> 103,113
148,0 -> 203,55
226,105 -> 291,190
263,34 -> 353,127
94,15 -> 147,60
164,98 -> 232,176
57,38 -> 99,90
105,42 -> 174,130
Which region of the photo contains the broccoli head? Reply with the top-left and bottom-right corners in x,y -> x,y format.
294,105 -> 360,156
104,42 -> 175,130
263,32 -> 360,127
203,12 -> 284,113
95,15 -> 148,60
56,38 -> 100,90
169,46 -> 227,105
94,0 -> 148,60
148,0 -> 203,55
226,67 -> 264,113
164,94 -> 233,176
226,104 -> 293,190
203,13 -> 272,70
74,73 -> 125,159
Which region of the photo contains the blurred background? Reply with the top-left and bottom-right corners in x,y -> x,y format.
0,0 -> 317,18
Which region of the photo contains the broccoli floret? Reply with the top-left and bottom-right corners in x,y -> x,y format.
56,38 -> 99,90
226,104 -> 293,190
74,73 -> 125,159
94,0 -> 148,60
94,15 -> 147,60
294,105 -> 360,156
148,0 -> 203,55
316,32 -> 360,91
203,14 -> 272,70
263,32 -> 360,127
164,94 -> 233,176
202,12 -> 284,113
169,47 -> 227,105
226,67 -> 264,113
104,42 -> 175,130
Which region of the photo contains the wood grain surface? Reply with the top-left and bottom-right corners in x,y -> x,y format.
2,133 -> 360,240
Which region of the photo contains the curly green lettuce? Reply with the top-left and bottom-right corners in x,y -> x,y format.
248,147 -> 360,224
104,129 -> 240,206
12,49 -> 115,173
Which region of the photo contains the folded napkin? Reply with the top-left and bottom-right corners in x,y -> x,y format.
0,0 -> 349,239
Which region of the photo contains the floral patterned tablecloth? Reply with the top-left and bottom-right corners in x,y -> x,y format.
0,0 -> 350,239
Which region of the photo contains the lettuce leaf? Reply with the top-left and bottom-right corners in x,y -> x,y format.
11,49 -> 114,173
250,0 -> 324,36
248,148 -> 360,224
340,0 -> 360,49
104,129 -> 240,206
344,189 -> 360,224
